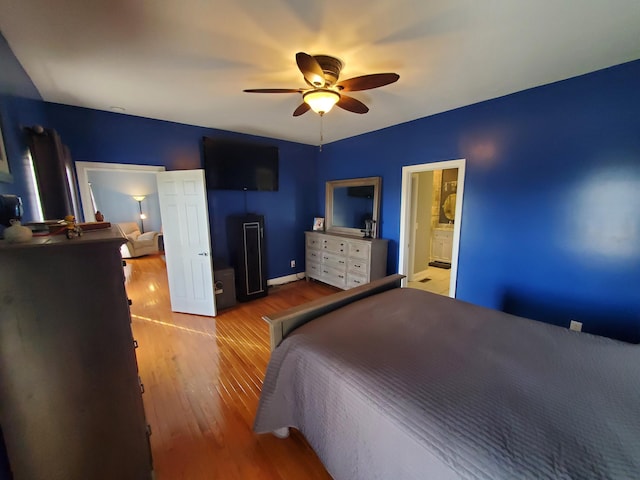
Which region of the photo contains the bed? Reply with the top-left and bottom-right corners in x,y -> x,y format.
254,275 -> 640,479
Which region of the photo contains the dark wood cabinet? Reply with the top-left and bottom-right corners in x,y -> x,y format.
227,214 -> 268,302
0,228 -> 152,480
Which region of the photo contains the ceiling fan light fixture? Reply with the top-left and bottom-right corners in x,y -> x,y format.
303,89 -> 340,115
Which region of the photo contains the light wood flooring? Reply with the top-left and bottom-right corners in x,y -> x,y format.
124,255 -> 337,479
407,265 -> 451,296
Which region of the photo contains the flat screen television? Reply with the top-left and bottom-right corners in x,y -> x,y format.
203,137 -> 279,191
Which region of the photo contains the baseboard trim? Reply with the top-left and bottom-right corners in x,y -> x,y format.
267,273 -> 306,286
410,269 -> 430,282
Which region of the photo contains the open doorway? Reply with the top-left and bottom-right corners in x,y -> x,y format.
75,161 -> 165,230
398,159 -> 466,297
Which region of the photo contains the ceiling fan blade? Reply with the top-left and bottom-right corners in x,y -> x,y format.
293,103 -> 311,117
243,88 -> 302,93
336,94 -> 369,114
337,73 -> 400,92
296,52 -> 325,88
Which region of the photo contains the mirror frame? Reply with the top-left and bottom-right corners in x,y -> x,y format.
325,176 -> 382,238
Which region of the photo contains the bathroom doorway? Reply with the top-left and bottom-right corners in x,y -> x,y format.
398,159 -> 466,297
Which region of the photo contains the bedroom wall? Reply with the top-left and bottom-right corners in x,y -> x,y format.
0,30 -> 318,279
3,28 -> 638,341
318,60 -> 640,343
38,102 -> 319,279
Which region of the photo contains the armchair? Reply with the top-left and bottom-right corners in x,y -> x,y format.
117,222 -> 160,258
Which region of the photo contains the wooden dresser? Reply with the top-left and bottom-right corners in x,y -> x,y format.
305,231 -> 388,290
0,227 -> 152,480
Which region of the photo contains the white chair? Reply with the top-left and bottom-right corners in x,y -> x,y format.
117,222 -> 160,258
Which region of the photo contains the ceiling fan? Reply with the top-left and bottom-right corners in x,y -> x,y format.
244,52 -> 399,116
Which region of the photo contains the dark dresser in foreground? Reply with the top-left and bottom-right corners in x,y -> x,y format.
0,227 -> 152,480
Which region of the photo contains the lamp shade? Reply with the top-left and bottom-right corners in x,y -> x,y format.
303,89 -> 340,115
132,195 -> 146,202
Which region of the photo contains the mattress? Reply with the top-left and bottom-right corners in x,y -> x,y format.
254,288 -> 640,479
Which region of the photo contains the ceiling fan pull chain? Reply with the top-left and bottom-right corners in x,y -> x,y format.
319,114 -> 324,152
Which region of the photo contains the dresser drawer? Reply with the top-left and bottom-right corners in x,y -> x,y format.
306,260 -> 322,278
346,272 -> 368,289
307,249 -> 322,263
306,234 -> 322,250
322,251 -> 347,270
348,258 -> 369,276
320,265 -> 347,288
322,237 -> 347,255
348,242 -> 370,260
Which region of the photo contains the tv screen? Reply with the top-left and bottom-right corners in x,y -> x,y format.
203,137 -> 279,191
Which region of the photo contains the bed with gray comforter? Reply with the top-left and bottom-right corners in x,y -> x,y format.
254,285 -> 640,479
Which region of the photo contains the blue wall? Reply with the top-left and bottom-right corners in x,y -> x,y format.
1,29 -> 318,278
319,60 -> 640,342
2,28 -> 638,341
39,102 -> 319,279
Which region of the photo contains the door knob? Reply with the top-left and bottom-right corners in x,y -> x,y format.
198,252 -> 209,256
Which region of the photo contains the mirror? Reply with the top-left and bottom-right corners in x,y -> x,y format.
325,176 -> 381,238
442,193 -> 456,221
438,174 -> 458,224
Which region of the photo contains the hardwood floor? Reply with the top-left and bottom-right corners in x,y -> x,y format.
124,255 -> 337,479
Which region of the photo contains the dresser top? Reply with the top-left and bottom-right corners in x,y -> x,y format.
306,230 -> 388,243
0,225 -> 126,251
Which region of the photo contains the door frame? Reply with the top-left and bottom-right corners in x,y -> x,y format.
75,161 -> 166,222
398,159 -> 466,297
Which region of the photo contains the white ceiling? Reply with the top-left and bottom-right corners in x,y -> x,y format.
1,0 -> 639,146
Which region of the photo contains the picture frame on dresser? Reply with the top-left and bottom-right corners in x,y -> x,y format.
312,217 -> 325,231
0,114 -> 13,183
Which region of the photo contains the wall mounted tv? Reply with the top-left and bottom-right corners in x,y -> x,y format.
203,137 -> 279,191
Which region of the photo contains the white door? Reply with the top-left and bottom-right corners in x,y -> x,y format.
156,170 -> 216,316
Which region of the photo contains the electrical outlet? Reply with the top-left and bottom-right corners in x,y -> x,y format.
569,320 -> 582,332
290,260 -> 296,268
